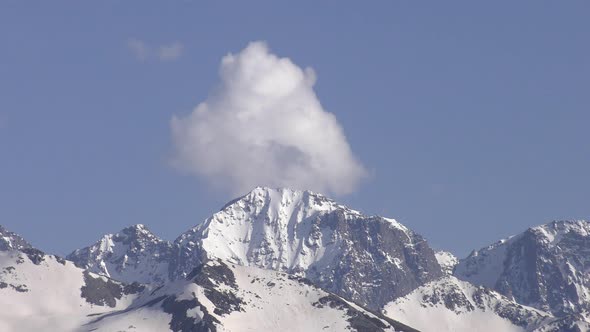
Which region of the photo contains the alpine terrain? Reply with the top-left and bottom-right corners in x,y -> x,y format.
1,187 -> 589,331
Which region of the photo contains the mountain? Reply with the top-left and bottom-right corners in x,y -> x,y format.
0,239 -> 145,331
0,224 -> 419,332
86,259 -> 418,332
67,224 -> 176,284
455,220 -> 590,317
383,276 -> 557,332
0,225 -> 33,251
63,187 -> 445,320
175,187 -> 443,309
8,188 -> 590,331
532,314 -> 590,332
435,251 -> 459,275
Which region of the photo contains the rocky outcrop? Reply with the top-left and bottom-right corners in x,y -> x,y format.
67,224 -> 176,284
456,220 -> 590,316
175,187 -> 443,309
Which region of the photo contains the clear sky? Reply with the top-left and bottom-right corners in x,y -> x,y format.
1,1 -> 588,257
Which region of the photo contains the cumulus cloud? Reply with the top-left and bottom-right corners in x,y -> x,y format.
170,41 -> 366,195
127,39 -> 183,62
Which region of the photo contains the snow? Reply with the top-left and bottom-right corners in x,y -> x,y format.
67,224 -> 174,285
86,260 -> 401,332
0,250 -> 138,332
177,188 -> 357,272
457,221 -> 590,290
8,195 -> 590,332
220,265 -> 355,331
382,217 -> 410,234
435,251 -> 459,275
532,220 -> 590,245
86,307 -> 174,332
383,276 -> 549,332
176,187 -> 414,279
455,234 -> 521,288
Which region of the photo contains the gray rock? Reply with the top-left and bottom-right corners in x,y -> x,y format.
67,224 -> 177,284
0,225 -> 33,252
456,220 -> 590,316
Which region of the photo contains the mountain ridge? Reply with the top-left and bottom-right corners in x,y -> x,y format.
455,220 -> 590,317
2,187 -> 589,331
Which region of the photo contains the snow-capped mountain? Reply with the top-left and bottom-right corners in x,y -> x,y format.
532,313 -> 590,332
455,220 -> 590,317
175,187 -> 443,309
435,251 -> 459,275
0,224 -> 419,332
67,224 -> 176,284
64,186 -> 444,313
0,225 -> 32,251
0,241 -> 145,331
383,276 -> 558,332
86,259 -> 418,332
6,188 -> 590,331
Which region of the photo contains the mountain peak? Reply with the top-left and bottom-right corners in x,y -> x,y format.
175,187 -> 442,309
530,219 -> 589,244
455,219 -> 590,316
117,223 -> 160,242
67,224 -> 175,284
435,251 -> 459,275
219,186 -> 361,218
122,223 -> 148,231
0,225 -> 33,251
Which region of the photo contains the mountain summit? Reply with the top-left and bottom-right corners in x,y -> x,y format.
67,224 -> 176,284
175,186 -> 443,309
456,220 -> 590,316
0,225 -> 33,252
3,190 -> 590,331
68,187 -> 443,309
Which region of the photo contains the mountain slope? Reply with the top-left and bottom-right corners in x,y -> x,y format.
0,225 -> 33,251
86,259 -> 418,332
0,246 -> 144,332
175,187 -> 443,309
383,276 -> 555,332
67,224 -> 176,284
1,224 -> 422,332
455,220 -> 590,316
435,251 -> 458,275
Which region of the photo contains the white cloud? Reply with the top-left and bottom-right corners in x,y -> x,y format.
127,39 -> 183,62
170,41 -> 366,196
158,42 -> 184,61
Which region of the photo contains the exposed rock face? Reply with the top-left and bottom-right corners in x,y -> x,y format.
384,276 -> 554,332
5,196 -> 590,330
80,271 -> 145,308
85,259 -> 416,332
0,225 -> 33,251
455,220 -> 590,316
57,192 -> 590,330
0,239 -> 144,332
175,187 -> 443,309
532,313 -> 590,332
67,224 -> 176,284
65,188 -> 443,310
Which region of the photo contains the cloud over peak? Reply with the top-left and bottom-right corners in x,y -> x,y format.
171,41 -> 366,195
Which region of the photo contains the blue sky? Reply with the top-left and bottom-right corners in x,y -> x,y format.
1,1 -> 588,256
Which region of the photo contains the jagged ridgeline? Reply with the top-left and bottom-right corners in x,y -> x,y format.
69,187 -> 443,310
2,187 -> 590,331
